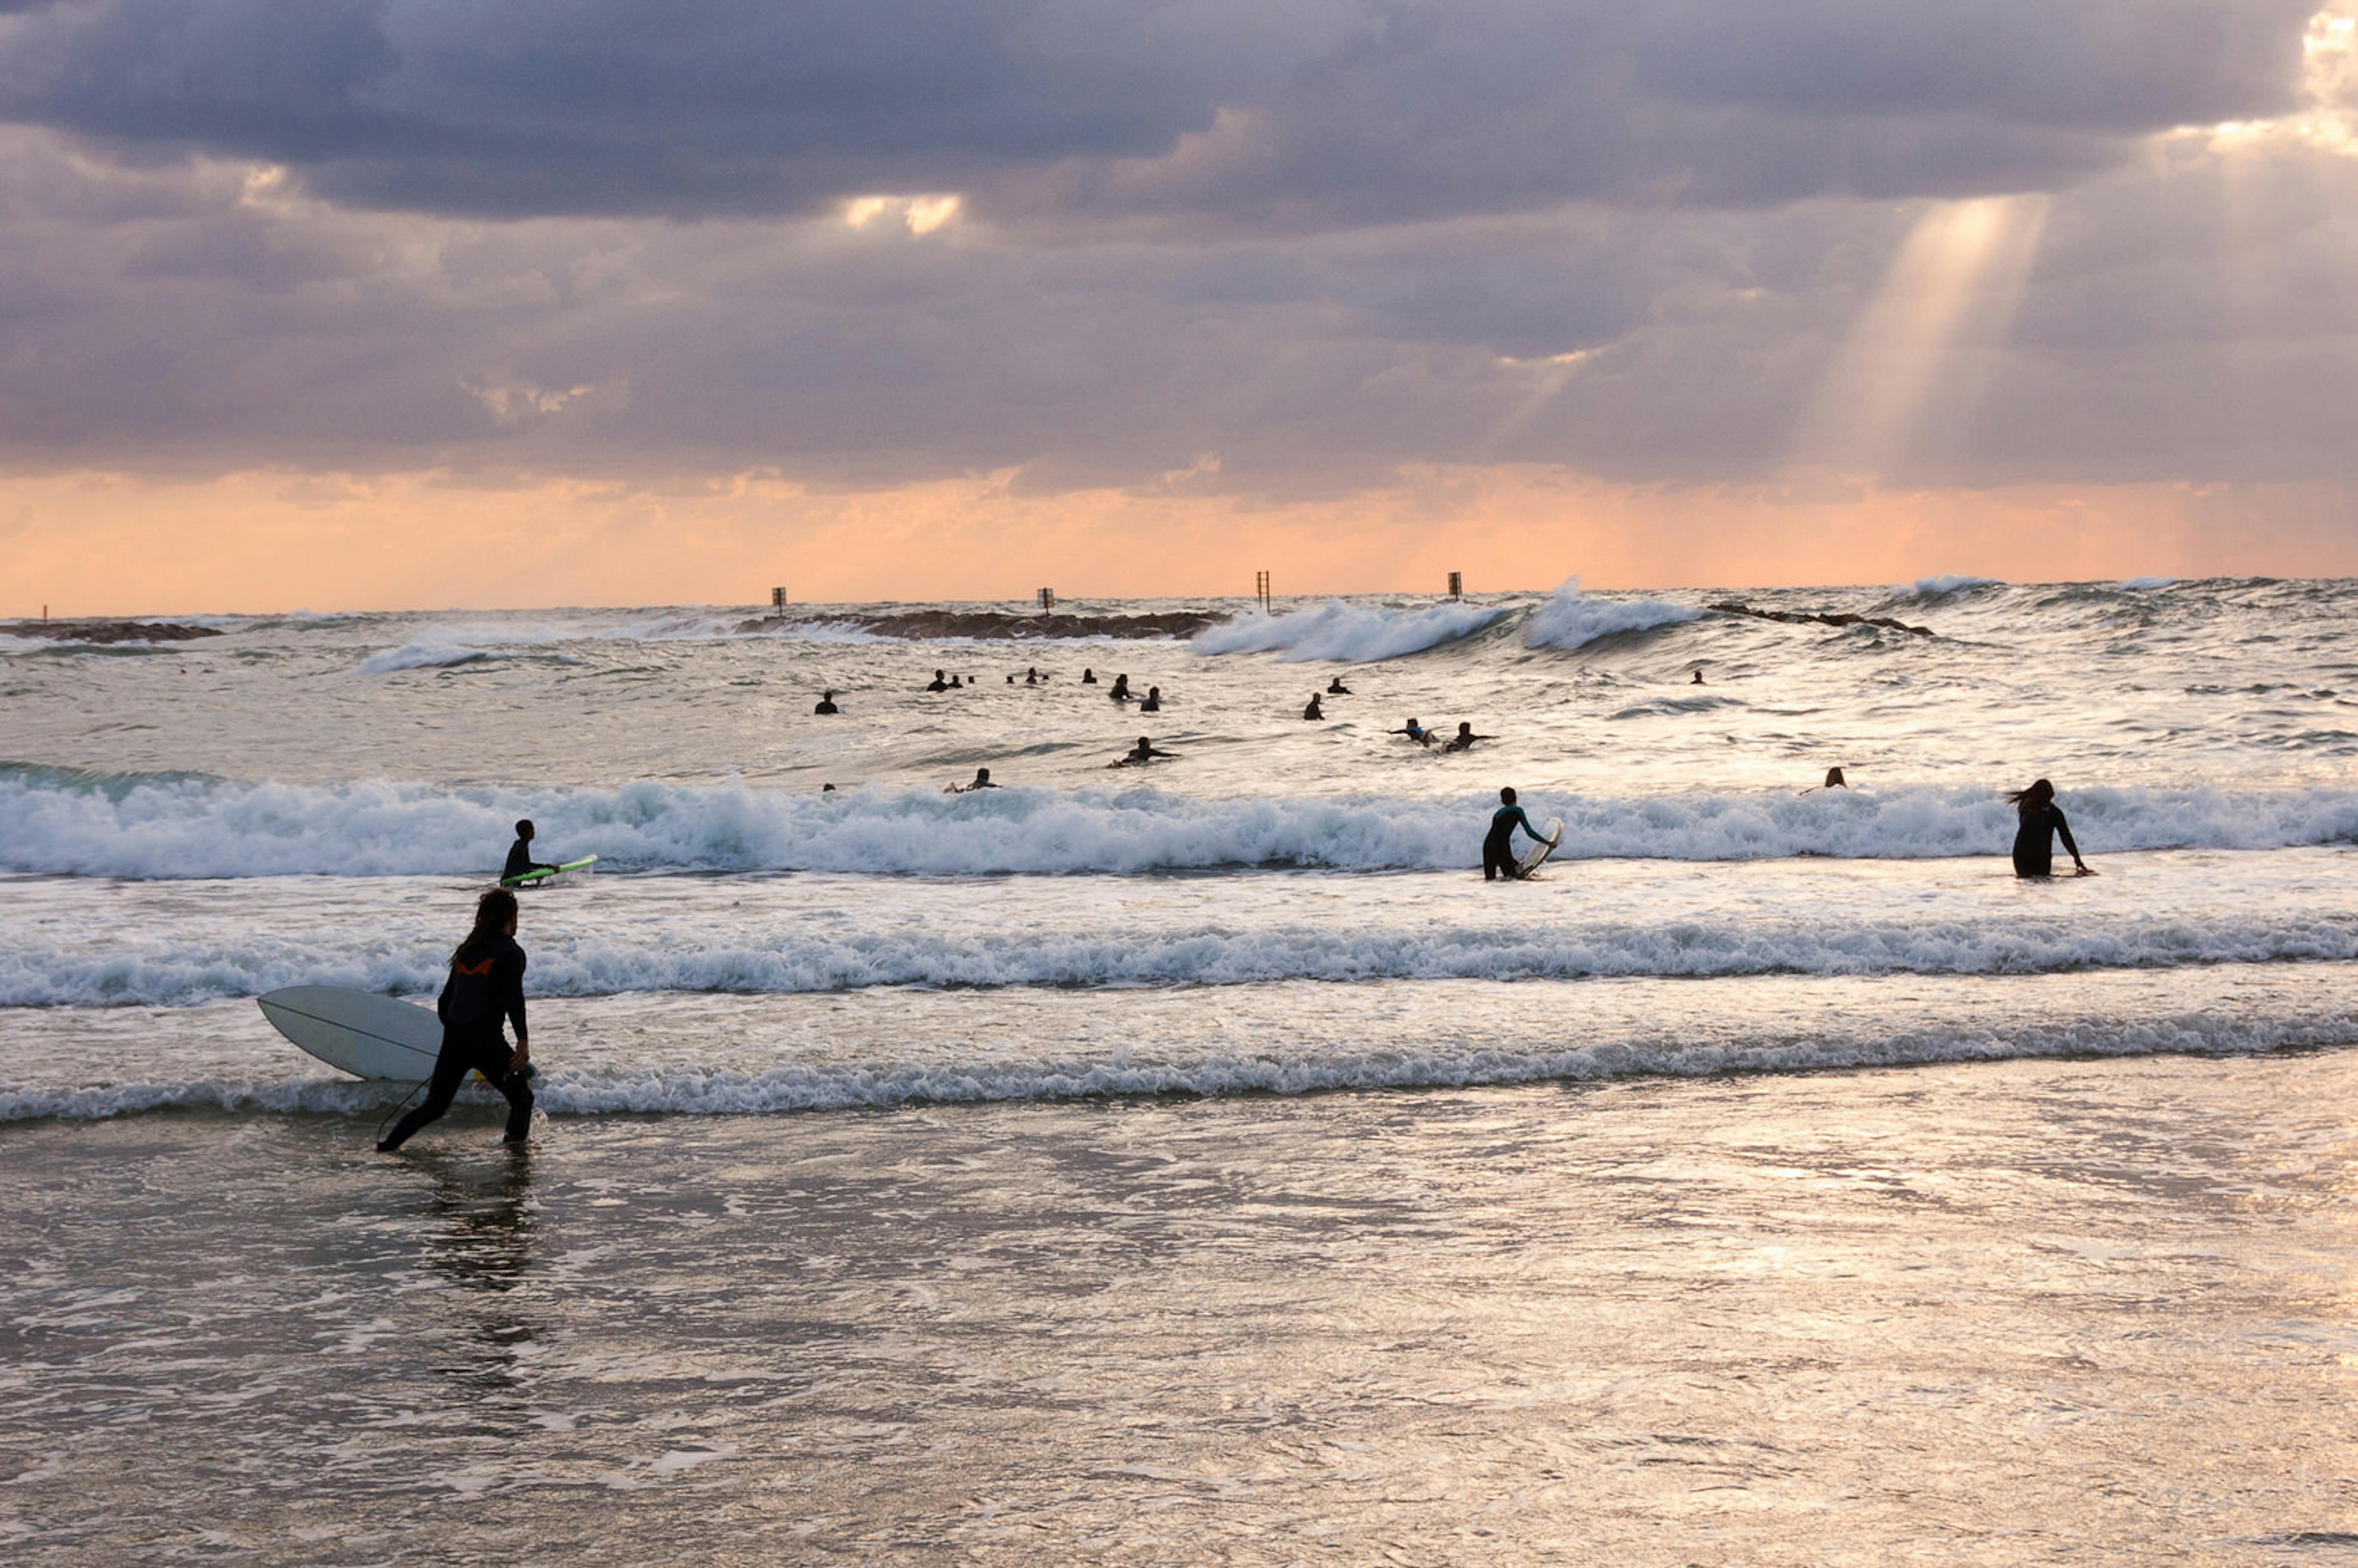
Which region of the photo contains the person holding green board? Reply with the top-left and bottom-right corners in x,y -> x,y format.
501,820 -> 558,887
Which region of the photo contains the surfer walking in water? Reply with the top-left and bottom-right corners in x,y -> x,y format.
2008,778 -> 2093,877
378,888 -> 535,1151
1482,787 -> 1550,882
500,820 -> 557,887
1302,694 -> 1324,720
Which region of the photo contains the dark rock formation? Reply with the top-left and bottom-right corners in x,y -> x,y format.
1707,604 -> 1931,637
739,610 -> 1229,640
4,619 -> 225,644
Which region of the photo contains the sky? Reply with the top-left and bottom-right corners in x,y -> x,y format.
3,0 -> 2357,613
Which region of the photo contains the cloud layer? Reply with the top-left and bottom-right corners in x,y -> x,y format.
0,0 -> 2349,554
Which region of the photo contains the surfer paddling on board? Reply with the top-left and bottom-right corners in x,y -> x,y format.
378,888 -> 535,1152
1443,721 -> 1490,753
948,767 -> 1000,793
2008,778 -> 2093,877
1482,787 -> 1555,882
1390,718 -> 1433,746
1111,735 -> 1177,767
500,820 -> 558,887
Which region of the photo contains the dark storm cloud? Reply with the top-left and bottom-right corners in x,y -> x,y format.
0,1 -> 2319,221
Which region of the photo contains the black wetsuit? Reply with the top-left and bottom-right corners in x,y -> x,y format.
1484,804 -> 1540,882
380,934 -> 534,1147
2012,802 -> 2081,877
501,840 -> 553,884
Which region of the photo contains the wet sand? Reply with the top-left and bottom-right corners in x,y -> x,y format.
7,1049 -> 2358,1565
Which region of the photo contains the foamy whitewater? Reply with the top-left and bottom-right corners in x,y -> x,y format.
4,576 -> 2356,1116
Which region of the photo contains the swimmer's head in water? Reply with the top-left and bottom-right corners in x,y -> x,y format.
1458,722 -> 1472,734
822,783 -> 836,792
1500,786 -> 1517,805
514,819 -> 534,840
975,767 -> 991,783
1825,766 -> 1846,788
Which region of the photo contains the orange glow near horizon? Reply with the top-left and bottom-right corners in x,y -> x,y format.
1,464 -> 2352,619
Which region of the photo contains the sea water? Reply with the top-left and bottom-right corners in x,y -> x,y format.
6,576 -> 2358,1561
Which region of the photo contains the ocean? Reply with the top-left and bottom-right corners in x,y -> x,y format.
6,575 -> 2358,1562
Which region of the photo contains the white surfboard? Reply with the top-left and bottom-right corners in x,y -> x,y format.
258,986 -> 442,1081
1516,818 -> 1564,879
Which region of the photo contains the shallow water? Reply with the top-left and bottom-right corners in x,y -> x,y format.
9,1051 -> 2358,1564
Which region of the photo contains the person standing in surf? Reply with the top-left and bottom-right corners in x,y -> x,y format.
1482,786 -> 1549,882
2007,778 -> 2093,877
500,819 -> 557,886
378,888 -> 535,1151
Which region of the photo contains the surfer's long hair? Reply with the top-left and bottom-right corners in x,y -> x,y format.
454,888 -> 519,966
2004,778 -> 2056,818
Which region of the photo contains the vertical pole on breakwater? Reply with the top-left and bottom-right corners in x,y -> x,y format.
1255,570 -> 1271,613
771,587 -> 786,615
1037,588 -> 1056,613
1447,572 -> 1462,599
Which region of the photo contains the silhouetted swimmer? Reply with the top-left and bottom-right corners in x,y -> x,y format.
1110,673 -> 1133,702
949,767 -> 1000,793
1111,735 -> 1177,767
950,674 -> 964,689
1800,766 -> 1848,795
1326,676 -> 1352,695
378,888 -> 535,1152
1390,718 -> 1432,746
1026,666 -> 1041,685
821,783 -> 837,793
500,819 -> 557,887
1140,685 -> 1162,713
927,669 -> 949,692
1443,721 -> 1490,752
2007,778 -> 2092,877
1482,786 -> 1552,882
1081,668 -> 1099,685
1302,694 -> 1324,720
1691,669 -> 1705,685
814,689 -> 839,714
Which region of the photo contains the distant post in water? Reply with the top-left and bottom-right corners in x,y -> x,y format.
1037,588 -> 1056,612
1447,572 -> 1463,599
771,586 -> 787,614
1255,570 -> 1272,613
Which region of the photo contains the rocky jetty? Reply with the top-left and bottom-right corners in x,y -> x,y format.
4,619 -> 224,644
1707,603 -> 1931,637
739,609 -> 1229,640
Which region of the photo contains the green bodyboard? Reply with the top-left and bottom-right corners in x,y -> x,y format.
504,854 -> 598,887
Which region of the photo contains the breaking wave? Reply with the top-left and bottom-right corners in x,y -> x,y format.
1191,599 -> 1506,662
1522,581 -> 1701,650
8,765 -> 2358,880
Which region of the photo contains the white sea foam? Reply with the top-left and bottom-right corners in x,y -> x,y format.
2120,576 -> 2181,591
1522,581 -> 1701,650
1896,573 -> 2006,599
4,1004 -> 2348,1124
1191,599 -> 1507,662
7,767 -> 2358,880
7,894 -> 2356,1009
